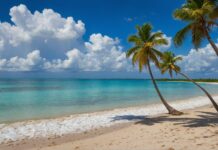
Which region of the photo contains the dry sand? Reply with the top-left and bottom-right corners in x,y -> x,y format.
1,106 -> 218,150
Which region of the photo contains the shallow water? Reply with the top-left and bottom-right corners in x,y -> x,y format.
0,79 -> 217,123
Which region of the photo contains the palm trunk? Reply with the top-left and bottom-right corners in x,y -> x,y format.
178,72 -> 218,112
147,60 -> 183,115
204,27 -> 218,56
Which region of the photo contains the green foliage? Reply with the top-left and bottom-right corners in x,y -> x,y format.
174,23 -> 192,46
160,51 -> 183,78
126,23 -> 168,72
173,0 -> 218,49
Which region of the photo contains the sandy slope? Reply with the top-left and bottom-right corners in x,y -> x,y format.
2,106 -> 218,150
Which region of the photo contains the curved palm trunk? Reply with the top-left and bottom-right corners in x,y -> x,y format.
147,60 -> 183,115
204,27 -> 218,56
178,72 -> 218,112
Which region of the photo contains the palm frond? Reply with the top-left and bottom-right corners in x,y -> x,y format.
173,56 -> 183,62
160,65 -> 168,74
153,38 -> 168,46
128,35 -> 143,45
131,52 -> 139,66
173,8 -> 195,21
126,46 -> 140,58
136,24 -> 152,42
152,48 -> 163,58
148,32 -> 163,42
191,23 -> 205,49
174,23 -> 192,46
149,51 -> 160,68
174,65 -> 181,73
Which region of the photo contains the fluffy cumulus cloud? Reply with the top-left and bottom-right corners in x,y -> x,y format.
179,43 -> 218,73
44,34 -> 129,71
0,4 -> 85,61
0,4 -> 131,72
81,34 -> 128,71
43,49 -> 81,71
0,50 -> 41,71
9,4 -> 85,41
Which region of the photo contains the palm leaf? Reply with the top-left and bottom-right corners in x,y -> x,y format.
137,24 -> 152,41
148,32 -> 163,42
152,48 -> 163,58
173,8 -> 195,21
174,23 -> 192,46
153,38 -> 168,46
191,23 -> 205,49
126,46 -> 140,58
128,35 -> 143,45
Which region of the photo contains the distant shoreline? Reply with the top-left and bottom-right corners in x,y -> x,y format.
156,78 -> 218,83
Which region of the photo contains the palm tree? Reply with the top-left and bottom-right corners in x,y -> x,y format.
173,0 -> 218,56
160,51 -> 218,112
126,23 -> 183,115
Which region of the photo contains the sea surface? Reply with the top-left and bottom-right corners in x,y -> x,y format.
0,79 -> 218,123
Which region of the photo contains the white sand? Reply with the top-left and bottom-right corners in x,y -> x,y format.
36,106 -> 218,150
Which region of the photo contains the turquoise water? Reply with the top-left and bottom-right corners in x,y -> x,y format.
0,79 -> 218,123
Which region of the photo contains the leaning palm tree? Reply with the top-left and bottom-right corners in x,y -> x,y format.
173,0 -> 218,56
160,51 -> 218,112
126,23 -> 183,115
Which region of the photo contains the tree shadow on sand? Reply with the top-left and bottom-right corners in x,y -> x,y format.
111,111 -> 218,128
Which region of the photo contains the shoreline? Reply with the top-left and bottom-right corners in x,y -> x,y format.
162,80 -> 218,85
1,105 -> 217,150
2,90 -> 218,124
0,95 -> 218,145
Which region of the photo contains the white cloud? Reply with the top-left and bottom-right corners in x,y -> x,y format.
0,50 -> 41,71
0,4 -> 85,60
43,49 -> 81,71
0,4 -> 131,72
82,33 -> 129,71
9,4 -> 85,40
44,34 -> 130,71
180,43 -> 218,73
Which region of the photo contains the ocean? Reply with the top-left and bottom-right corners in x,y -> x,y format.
0,79 -> 218,123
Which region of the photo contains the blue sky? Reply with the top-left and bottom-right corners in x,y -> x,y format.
0,0 -> 217,78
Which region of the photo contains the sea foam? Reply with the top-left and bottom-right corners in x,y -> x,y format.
0,95 -> 218,144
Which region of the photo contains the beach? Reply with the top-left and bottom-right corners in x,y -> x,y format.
34,106 -> 218,150
1,0 -> 218,149
0,95 -> 218,150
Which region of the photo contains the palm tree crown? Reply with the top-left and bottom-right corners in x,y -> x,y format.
160,51 -> 183,77
173,0 -> 218,54
126,23 -> 168,71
